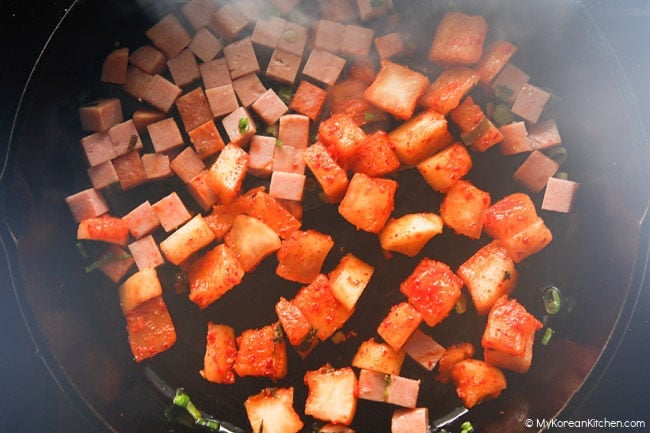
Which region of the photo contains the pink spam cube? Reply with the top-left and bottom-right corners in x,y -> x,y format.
269,171 -> 306,201
129,45 -> 166,75
248,135 -> 276,177
498,121 -> 531,155
340,24 -> 375,58
147,118 -> 184,153
277,21 -> 308,56
232,73 -> 267,107
181,0 -> 218,31
511,83 -> 551,124
142,74 -> 183,113
391,408 -> 429,433
87,160 -> 118,189
209,3 -> 249,41
402,329 -> 445,371
187,170 -> 220,211
132,109 -> 166,133
145,13 -> 192,58
189,28 -> 223,62
152,192 -> 192,232
312,19 -> 345,53
200,58 -> 231,89
206,84 -> 240,118
357,0 -> 393,21
123,201 -> 161,239
513,150 -> 560,193
79,98 -> 123,132
65,188 -> 109,222
491,63 -> 530,103
128,235 -> 165,270
266,48 -> 302,84
528,119 -> 562,150
101,47 -> 129,84
167,49 -> 200,87
542,177 -> 579,213
175,87 -> 214,132
223,37 -> 259,80
279,114 -> 310,149
141,153 -> 173,180
170,146 -> 205,183
222,107 -> 257,146
251,89 -> 289,125
113,151 -> 148,190
251,16 -> 286,49
80,132 -> 116,167
272,145 -> 306,174
303,49 -> 346,86
374,32 -> 404,60
122,67 -> 153,100
108,119 -> 143,156
320,0 -> 359,22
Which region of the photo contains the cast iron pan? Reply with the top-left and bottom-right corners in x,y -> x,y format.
1,0 -> 649,432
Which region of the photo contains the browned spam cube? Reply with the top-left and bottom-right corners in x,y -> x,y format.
101,47 -> 129,84
251,16 -> 287,48
234,323 -> 287,380
451,359 -> 506,408
252,89 -> 289,125
97,245 -> 135,283
273,144 -> 306,174
277,21 -> 308,56
269,171 -> 306,202
80,132 -> 117,167
304,364 -> 357,425
377,302 -> 422,351
142,74 -> 182,113
108,119 -> 143,156
128,234 -> 164,270
147,118 -> 184,153
224,37 -> 259,80
175,87 -> 213,132
187,243 -> 245,309
356,0 -> 394,21
129,45 -> 167,75
207,143 -> 250,204
167,49 -> 200,87
491,63 -> 529,103
170,146 -> 205,183
312,19 -> 345,53
290,80 -> 327,121
352,338 -> 405,375
512,150 -> 559,192
113,150 -> 147,190
206,84 -> 239,118
511,83 -> 551,124
276,230 -> 334,284
440,179 -> 491,239
542,177 -> 579,213
189,28 -> 223,62
188,120 -> 225,159
402,329 -> 445,371
201,322 -> 237,384
222,107 -> 257,146
200,57 -> 231,89
132,109 -> 165,133
145,13 -> 192,58
160,214 -> 215,266
248,135 -> 276,177
209,3 -> 249,41
528,119 -> 562,150
302,142 -> 349,204
65,188 -> 109,222
79,98 -> 123,132
374,32 -> 404,60
125,296 -> 176,362
340,24 -> 374,58
187,169 -> 220,211
123,67 -> 153,100
365,60 -> 429,121
417,142 -> 472,193
498,121 -> 531,155
233,73 -> 267,107
392,408 -> 429,433
303,49 -> 347,87
225,214 -> 281,272
141,153 -> 173,180
122,200 -> 160,239
87,160 -> 118,190
475,40 -> 518,87
181,0 -> 218,31
278,114 -> 310,149
457,241 -> 518,315
429,12 -> 488,66
320,0 -> 359,22
152,192 -> 192,232
338,173 -> 397,233
266,48 -> 302,85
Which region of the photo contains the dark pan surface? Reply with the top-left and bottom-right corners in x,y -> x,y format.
2,1 -> 649,432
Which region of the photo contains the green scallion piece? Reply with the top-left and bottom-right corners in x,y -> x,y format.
494,85 -> 514,102
542,286 -> 562,315
548,146 -> 568,164
172,388 -> 221,431
554,171 -> 569,180
460,420 -> 475,433
275,139 -> 284,147
491,104 -> 515,127
541,327 -> 555,346
238,117 -> 250,134
278,86 -> 294,105
84,250 -> 131,273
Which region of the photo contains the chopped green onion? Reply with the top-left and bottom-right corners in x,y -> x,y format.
84,250 -> 131,273
275,139 -> 284,147
460,117 -> 492,147
383,374 -> 392,400
542,286 -> 562,315
238,117 -> 250,134
172,388 -> 221,431
76,241 -> 89,259
278,86 -> 294,105
364,111 -> 378,122
265,124 -> 279,137
494,85 -> 514,102
541,327 -> 555,346
491,104 -> 515,127
548,146 -> 568,164
554,171 -> 569,180
461,420 -> 475,433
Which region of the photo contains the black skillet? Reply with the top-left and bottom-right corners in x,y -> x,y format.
1,1 -> 649,432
